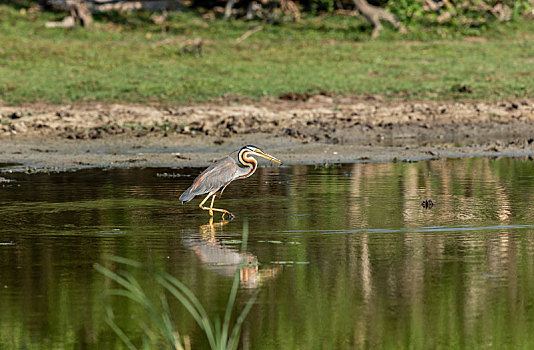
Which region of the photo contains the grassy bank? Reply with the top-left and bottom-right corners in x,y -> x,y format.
1,5 -> 533,105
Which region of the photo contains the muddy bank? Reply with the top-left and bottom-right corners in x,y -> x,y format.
2,96 -> 534,142
1,96 -> 534,172
2,133 -> 534,173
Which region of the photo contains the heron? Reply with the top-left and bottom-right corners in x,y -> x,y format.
179,145 -> 282,218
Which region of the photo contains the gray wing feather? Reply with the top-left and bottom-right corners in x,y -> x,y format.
179,156 -> 238,203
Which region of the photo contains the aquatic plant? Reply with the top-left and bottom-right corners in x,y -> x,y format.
95,221 -> 257,350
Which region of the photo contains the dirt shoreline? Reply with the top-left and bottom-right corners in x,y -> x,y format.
1,96 -> 534,172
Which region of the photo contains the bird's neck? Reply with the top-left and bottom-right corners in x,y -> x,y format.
238,150 -> 257,178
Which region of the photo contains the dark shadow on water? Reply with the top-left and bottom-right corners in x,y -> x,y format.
0,162 -> 22,169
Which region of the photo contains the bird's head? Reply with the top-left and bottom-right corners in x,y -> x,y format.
240,145 -> 282,165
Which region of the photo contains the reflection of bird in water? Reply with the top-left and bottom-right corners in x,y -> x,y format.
183,218 -> 280,288
179,145 -> 282,219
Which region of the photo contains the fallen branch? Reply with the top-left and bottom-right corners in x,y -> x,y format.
312,12 -> 331,23
70,1 -> 93,27
46,0 -> 183,13
236,26 -> 263,43
352,0 -> 407,38
45,15 -> 75,28
281,0 -> 300,22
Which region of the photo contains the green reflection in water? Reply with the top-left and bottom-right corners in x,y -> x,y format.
1,158 -> 534,349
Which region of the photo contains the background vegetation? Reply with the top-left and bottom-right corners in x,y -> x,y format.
0,0 -> 533,104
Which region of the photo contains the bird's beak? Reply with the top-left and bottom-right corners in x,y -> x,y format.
256,151 -> 282,165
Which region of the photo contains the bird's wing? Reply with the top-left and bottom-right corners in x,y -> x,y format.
179,156 -> 238,203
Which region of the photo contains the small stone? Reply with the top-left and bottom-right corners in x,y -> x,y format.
421,199 -> 434,209
14,122 -> 27,133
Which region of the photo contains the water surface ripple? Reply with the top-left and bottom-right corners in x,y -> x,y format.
1,157 -> 534,349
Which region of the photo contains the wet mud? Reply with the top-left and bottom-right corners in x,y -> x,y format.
1,95 -> 534,172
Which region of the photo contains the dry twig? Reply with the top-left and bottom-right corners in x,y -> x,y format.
236,26 -> 264,43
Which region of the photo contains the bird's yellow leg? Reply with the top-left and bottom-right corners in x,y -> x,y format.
209,195 -> 216,216
198,192 -> 234,219
199,192 -> 215,217
210,207 -> 235,219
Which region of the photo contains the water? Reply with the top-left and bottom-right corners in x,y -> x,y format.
1,157 -> 534,349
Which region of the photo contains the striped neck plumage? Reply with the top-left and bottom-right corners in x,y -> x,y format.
238,149 -> 258,178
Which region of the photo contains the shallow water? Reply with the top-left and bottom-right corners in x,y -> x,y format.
1,157 -> 534,349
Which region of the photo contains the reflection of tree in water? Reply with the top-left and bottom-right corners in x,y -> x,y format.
339,158 -> 534,346
4,160 -> 534,348
183,218 -> 280,289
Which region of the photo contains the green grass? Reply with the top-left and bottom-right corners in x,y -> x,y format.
94,221 -> 258,350
1,5 -> 534,104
